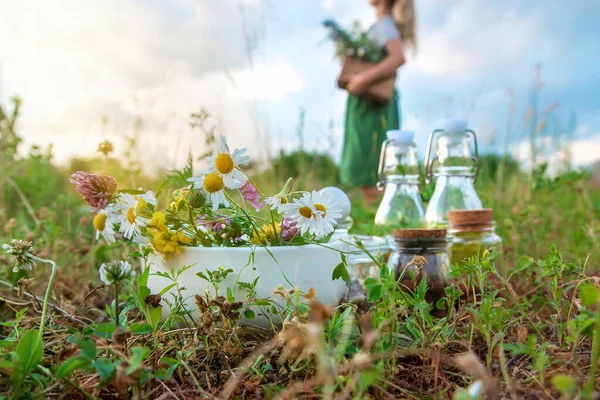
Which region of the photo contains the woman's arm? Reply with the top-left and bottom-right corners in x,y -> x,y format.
346,39 -> 405,95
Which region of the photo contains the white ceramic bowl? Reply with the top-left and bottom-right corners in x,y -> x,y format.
147,241 -> 349,327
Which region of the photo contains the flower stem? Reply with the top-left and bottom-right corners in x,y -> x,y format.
25,253 -> 57,343
584,305 -> 600,398
114,284 -> 120,329
225,192 -> 261,233
269,209 -> 280,243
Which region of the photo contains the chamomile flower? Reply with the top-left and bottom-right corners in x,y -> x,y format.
265,195 -> 288,213
265,178 -> 293,213
282,193 -> 323,238
114,193 -> 150,240
283,191 -> 342,238
93,210 -> 118,244
310,190 -> 342,236
139,190 -> 157,206
205,135 -> 249,189
188,173 -> 229,211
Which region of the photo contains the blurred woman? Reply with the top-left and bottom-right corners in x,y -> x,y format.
339,0 -> 416,204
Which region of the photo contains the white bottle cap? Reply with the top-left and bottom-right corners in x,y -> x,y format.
442,118 -> 468,133
386,129 -> 415,144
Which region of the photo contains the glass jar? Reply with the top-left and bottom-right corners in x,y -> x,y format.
448,209 -> 504,273
346,235 -> 391,311
388,229 -> 450,308
375,130 -> 425,234
424,119 -> 482,227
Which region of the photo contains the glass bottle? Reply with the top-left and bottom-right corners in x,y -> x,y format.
424,119 -> 482,228
388,229 -> 450,313
375,130 -> 425,235
448,209 -> 504,274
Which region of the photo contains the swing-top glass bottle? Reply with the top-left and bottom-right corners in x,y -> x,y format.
374,130 -> 425,233
424,119 -> 482,228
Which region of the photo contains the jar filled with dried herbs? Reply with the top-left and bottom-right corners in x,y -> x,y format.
447,209 -> 503,273
388,229 -> 450,311
346,235 -> 391,311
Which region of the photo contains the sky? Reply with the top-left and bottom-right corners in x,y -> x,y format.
1,0 -> 599,173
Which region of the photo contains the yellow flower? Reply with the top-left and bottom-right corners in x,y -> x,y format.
148,212 -> 166,228
251,223 -> 281,245
152,227 -> 192,260
172,230 -> 192,245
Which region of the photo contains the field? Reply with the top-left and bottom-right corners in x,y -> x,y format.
1,100 -> 600,399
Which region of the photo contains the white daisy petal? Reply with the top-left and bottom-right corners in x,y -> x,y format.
94,210 -> 118,244
230,168 -> 248,183
223,174 -> 240,190
217,135 -> 230,154
114,193 -> 150,241
139,189 -> 157,206
231,148 -> 250,165
202,135 -> 250,190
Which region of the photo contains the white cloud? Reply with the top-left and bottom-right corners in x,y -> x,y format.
0,0 -> 302,168
320,0 -> 372,26
412,0 -> 541,77
511,133 -> 600,176
224,59 -> 305,101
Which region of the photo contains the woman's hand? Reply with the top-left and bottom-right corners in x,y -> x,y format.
346,72 -> 371,95
337,74 -> 351,89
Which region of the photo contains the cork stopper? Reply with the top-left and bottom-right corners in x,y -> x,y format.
393,228 -> 447,240
447,209 -> 494,232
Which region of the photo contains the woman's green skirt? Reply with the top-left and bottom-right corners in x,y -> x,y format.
340,91 -> 400,187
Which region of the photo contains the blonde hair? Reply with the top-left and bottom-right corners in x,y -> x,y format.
391,0 -> 417,50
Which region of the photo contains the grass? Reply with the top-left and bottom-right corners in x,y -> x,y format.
1,103 -> 600,399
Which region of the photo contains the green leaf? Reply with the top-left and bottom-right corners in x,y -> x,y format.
15,330 -> 43,375
154,368 -> 174,380
138,285 -> 151,302
364,278 -> 383,303
552,374 -> 577,395
159,283 -> 177,297
138,266 -> 150,287
579,283 -> 599,307
358,369 -> 380,392
196,272 -> 209,281
130,323 -> 153,334
149,306 -> 163,333
515,256 -> 534,272
435,298 -> 447,310
366,284 -> 382,303
244,310 -> 255,320
226,287 -> 234,303
127,347 -> 151,375
56,356 -> 89,379
332,262 -> 349,283
77,338 -> 96,361
0,359 -> 13,371
93,358 -> 116,381
159,357 -> 178,366
94,323 -> 116,339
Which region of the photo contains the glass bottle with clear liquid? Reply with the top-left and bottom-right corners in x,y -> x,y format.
424,119 -> 483,228
374,130 -> 425,234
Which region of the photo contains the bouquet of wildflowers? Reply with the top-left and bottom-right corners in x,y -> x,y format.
71,136 -> 344,260
322,19 -> 385,64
